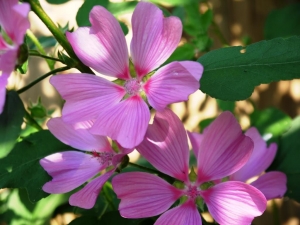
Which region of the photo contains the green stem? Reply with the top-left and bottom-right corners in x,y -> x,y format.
26,30 -> 54,69
24,110 -> 43,131
17,66 -> 70,94
25,0 -> 94,74
128,162 -> 174,182
29,50 -> 64,63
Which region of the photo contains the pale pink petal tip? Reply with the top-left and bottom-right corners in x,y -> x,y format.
136,108 -> 190,182
197,111 -> 254,183
251,171 -> 287,200
40,151 -> 102,193
131,2 -> 182,78
187,131 -> 203,158
112,172 -> 183,218
66,5 -> 129,79
155,200 -> 202,225
202,181 -> 267,225
144,62 -> 200,111
179,61 -> 203,81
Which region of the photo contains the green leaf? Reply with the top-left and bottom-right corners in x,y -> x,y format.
99,211 -> 142,225
164,43 -> 195,65
250,108 -> 292,142
268,116 -> 300,202
69,216 -> 99,225
198,36 -> 300,101
216,99 -> 235,112
119,21 -> 129,36
264,3 -> 300,40
199,118 -> 215,132
0,91 -> 25,158
107,1 -> 138,16
150,0 -> 198,6
0,130 -> 72,202
46,0 -> 69,4
27,36 -> 57,49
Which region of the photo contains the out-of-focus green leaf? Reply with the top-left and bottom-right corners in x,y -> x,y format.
199,118 -> 215,132
164,43 -> 195,65
27,36 -> 57,49
198,36 -> 300,101
150,0 -> 198,6
119,21 -> 129,36
107,1 -> 138,16
68,216 -> 99,225
250,108 -> 291,142
99,211 -> 142,225
0,189 -> 69,225
0,91 -> 25,158
0,130 -> 72,202
216,100 -> 235,112
46,0 -> 69,4
268,116 -> 300,202
264,3 -> 300,40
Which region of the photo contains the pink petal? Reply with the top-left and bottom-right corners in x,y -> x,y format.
197,112 -> 254,183
155,200 -> 202,225
230,127 -> 277,182
50,74 -> 126,123
250,172 -> 287,200
187,132 -> 203,158
201,181 -> 267,225
89,95 -> 150,149
131,2 -> 182,78
69,170 -> 115,209
136,108 -> 190,182
0,0 -> 30,44
66,6 -> 129,79
112,172 -> 183,218
0,48 -> 18,75
40,151 -> 103,193
143,62 -> 200,111
0,73 -> 9,114
47,118 -> 112,152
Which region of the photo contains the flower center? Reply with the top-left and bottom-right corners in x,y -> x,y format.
186,185 -> 201,200
92,151 -> 114,166
124,78 -> 141,96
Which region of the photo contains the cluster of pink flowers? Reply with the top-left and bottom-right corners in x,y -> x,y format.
0,0 -> 286,224
0,0 -> 30,113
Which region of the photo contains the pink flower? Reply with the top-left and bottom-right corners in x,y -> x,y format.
40,118 -> 132,209
112,109 -> 267,225
0,0 -> 30,113
50,2 -> 203,149
189,127 -> 287,201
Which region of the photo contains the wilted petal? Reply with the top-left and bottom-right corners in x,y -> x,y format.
231,127 -> 277,182
187,131 -> 203,158
47,118 -> 112,152
69,170 -> 115,209
251,172 -> 287,200
197,112 -> 254,183
50,74 -> 126,123
137,108 -> 190,182
201,181 -> 267,225
131,2 -> 182,78
112,172 -> 183,218
90,95 -> 150,149
40,151 -> 102,193
67,6 -> 129,79
144,62 -> 200,111
155,200 -> 202,225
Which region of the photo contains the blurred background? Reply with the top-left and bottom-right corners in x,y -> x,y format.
3,0 -> 300,224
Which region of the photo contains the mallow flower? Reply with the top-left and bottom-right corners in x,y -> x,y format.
189,127 -> 287,201
50,2 -> 203,149
112,109 -> 267,225
40,118 -> 131,209
0,0 -> 30,113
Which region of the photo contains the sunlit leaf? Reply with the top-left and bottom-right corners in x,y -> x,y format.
0,130 -> 72,202
0,91 -> 25,158
46,0 -> 69,4
198,36 -> 300,101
